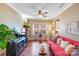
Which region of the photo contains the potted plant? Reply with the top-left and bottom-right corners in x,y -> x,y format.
0,24 -> 16,56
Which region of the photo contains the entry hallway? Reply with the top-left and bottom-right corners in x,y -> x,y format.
20,41 -> 51,56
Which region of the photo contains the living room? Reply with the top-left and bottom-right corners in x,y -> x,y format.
0,3 -> 79,56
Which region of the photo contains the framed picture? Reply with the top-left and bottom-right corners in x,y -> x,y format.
66,21 -> 79,36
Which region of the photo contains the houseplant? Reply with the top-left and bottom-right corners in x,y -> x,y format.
0,24 -> 16,50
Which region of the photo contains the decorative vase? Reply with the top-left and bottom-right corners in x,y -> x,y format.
0,49 -> 6,56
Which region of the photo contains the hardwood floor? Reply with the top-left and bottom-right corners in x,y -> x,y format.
20,41 -> 51,56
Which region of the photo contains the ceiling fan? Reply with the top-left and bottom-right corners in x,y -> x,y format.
31,5 -> 48,17
37,10 -> 48,17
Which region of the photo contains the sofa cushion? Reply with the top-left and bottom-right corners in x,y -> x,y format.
49,41 -> 67,56
57,38 -> 62,45
60,41 -> 69,49
55,51 -> 68,56
48,35 -> 79,56
50,44 -> 67,56
71,48 -> 79,56
65,44 -> 75,56
51,45 -> 64,51
59,36 -> 79,46
48,40 -> 68,56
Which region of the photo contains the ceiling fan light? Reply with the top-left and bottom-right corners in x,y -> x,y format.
38,15 -> 42,17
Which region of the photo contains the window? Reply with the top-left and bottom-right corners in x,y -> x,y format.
33,23 -> 47,36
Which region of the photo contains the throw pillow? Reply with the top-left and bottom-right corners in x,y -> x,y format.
56,38 -> 62,45
60,41 -> 69,49
71,48 -> 79,56
65,44 -> 75,56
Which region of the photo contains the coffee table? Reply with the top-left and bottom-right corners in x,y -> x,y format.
39,45 -> 47,56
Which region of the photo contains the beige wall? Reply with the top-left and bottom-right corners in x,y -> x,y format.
54,3 -> 79,41
28,19 -> 52,38
0,3 -> 22,29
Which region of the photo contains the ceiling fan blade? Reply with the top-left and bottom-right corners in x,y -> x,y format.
42,14 -> 47,17
43,12 -> 48,14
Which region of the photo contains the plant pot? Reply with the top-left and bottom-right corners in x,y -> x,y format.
0,49 -> 6,56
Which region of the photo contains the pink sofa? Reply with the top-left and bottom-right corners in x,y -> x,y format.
48,35 -> 79,56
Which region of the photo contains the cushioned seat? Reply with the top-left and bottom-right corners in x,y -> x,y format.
48,36 -> 79,56
48,40 -> 67,56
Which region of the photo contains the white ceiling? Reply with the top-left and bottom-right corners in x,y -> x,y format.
9,3 -> 73,19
